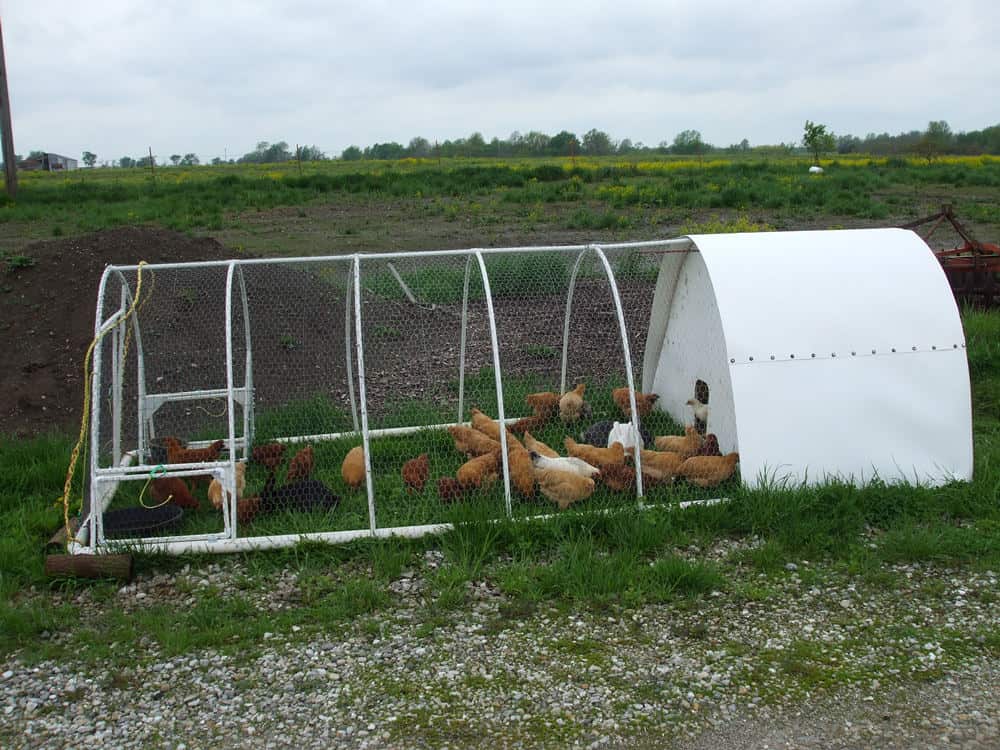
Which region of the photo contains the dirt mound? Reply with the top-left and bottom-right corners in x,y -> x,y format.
2,227 -> 236,437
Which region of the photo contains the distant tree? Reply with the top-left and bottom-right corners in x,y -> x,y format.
82,151 -> 97,168
925,120 -> 953,148
913,120 -> 954,161
239,141 -> 292,163
295,145 -> 325,161
211,157 -> 223,165
170,154 -> 181,166
180,153 -> 200,166
672,129 -> 706,155
617,138 -> 634,154
136,155 -> 155,168
27,150 -> 45,161
739,138 -> 750,152
802,121 -> 836,163
548,130 -> 579,156
836,134 -> 861,154
340,145 -> 363,161
581,128 -> 613,156
407,137 -> 430,157
523,131 -> 550,155
465,132 -> 486,156
119,156 -> 136,168
365,142 -> 406,160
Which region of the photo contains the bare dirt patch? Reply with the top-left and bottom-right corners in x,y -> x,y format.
1,227 -> 235,437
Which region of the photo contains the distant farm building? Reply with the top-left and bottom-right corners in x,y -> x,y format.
18,153 -> 78,171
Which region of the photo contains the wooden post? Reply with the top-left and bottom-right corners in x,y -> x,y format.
148,146 -> 156,182
0,18 -> 17,199
45,554 -> 134,582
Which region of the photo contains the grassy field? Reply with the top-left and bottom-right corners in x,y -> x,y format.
1,155 -> 998,676
2,154 -> 999,255
1,306 -> 997,662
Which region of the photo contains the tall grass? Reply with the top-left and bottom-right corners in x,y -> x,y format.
5,157 -> 1000,234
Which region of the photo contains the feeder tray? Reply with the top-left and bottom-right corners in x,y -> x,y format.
102,505 -> 184,538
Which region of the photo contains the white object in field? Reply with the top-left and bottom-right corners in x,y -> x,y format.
809,165 -> 824,174
643,228 -> 973,488
607,421 -> 642,450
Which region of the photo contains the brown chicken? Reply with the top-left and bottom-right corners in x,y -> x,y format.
236,495 -> 260,525
696,434 -> 722,457
525,391 -> 561,419
612,387 -> 660,418
507,444 -> 535,498
341,445 -> 366,489
437,476 -> 466,504
208,461 -> 247,510
251,442 -> 286,472
632,448 -> 685,482
534,466 -> 595,510
676,452 -> 740,488
510,415 -> 548,435
523,431 -> 559,459
469,408 -> 523,449
599,463 -> 636,493
563,437 -> 625,469
456,450 -> 500,490
447,425 -> 501,457
150,477 -> 198,509
285,445 -> 314,483
402,453 -> 430,493
654,425 -> 703,459
559,383 -> 588,424
163,437 -> 226,465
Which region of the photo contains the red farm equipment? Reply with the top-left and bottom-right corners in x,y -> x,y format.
903,205 -> 1000,307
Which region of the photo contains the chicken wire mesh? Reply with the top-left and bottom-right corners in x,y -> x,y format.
83,241 -> 738,554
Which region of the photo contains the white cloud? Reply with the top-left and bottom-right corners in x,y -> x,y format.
3,0 -> 998,161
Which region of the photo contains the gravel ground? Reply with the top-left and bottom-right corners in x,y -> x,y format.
2,540 -> 998,749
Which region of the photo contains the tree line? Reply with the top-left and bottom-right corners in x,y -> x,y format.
59,119 -> 1000,170
339,121 -> 1000,161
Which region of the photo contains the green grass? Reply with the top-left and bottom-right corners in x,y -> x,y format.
5,156 -> 999,235
1,306 -> 999,663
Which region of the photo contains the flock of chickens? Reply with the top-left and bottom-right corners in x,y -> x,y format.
421,384 -> 738,510
145,384 -> 739,521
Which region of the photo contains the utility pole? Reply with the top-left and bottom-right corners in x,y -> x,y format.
0,17 -> 17,199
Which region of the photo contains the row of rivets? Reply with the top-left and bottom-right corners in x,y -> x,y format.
731,343 -> 963,364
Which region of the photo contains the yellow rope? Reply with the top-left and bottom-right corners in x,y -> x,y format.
121,267 -> 154,365
61,262 -> 148,550
138,465 -> 172,509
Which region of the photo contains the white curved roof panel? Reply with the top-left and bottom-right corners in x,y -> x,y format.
647,228 -> 973,487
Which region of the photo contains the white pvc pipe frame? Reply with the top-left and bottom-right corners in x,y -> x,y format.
73,238 -> 696,556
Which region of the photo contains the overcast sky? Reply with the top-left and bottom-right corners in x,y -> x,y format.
3,0 -> 998,163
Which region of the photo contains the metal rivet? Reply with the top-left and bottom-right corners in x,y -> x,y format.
770,355 -> 775,360
749,356 -> 754,362
811,353 -> 816,358
932,345 -> 937,350
790,354 -> 795,359
872,349 -> 877,354
831,352 -> 836,357
912,346 -> 917,351
851,351 -> 856,356
891,348 -> 896,353
953,344 -> 958,349
730,358 -> 735,364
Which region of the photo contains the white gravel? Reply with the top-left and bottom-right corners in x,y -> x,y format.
1,541 -> 998,749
